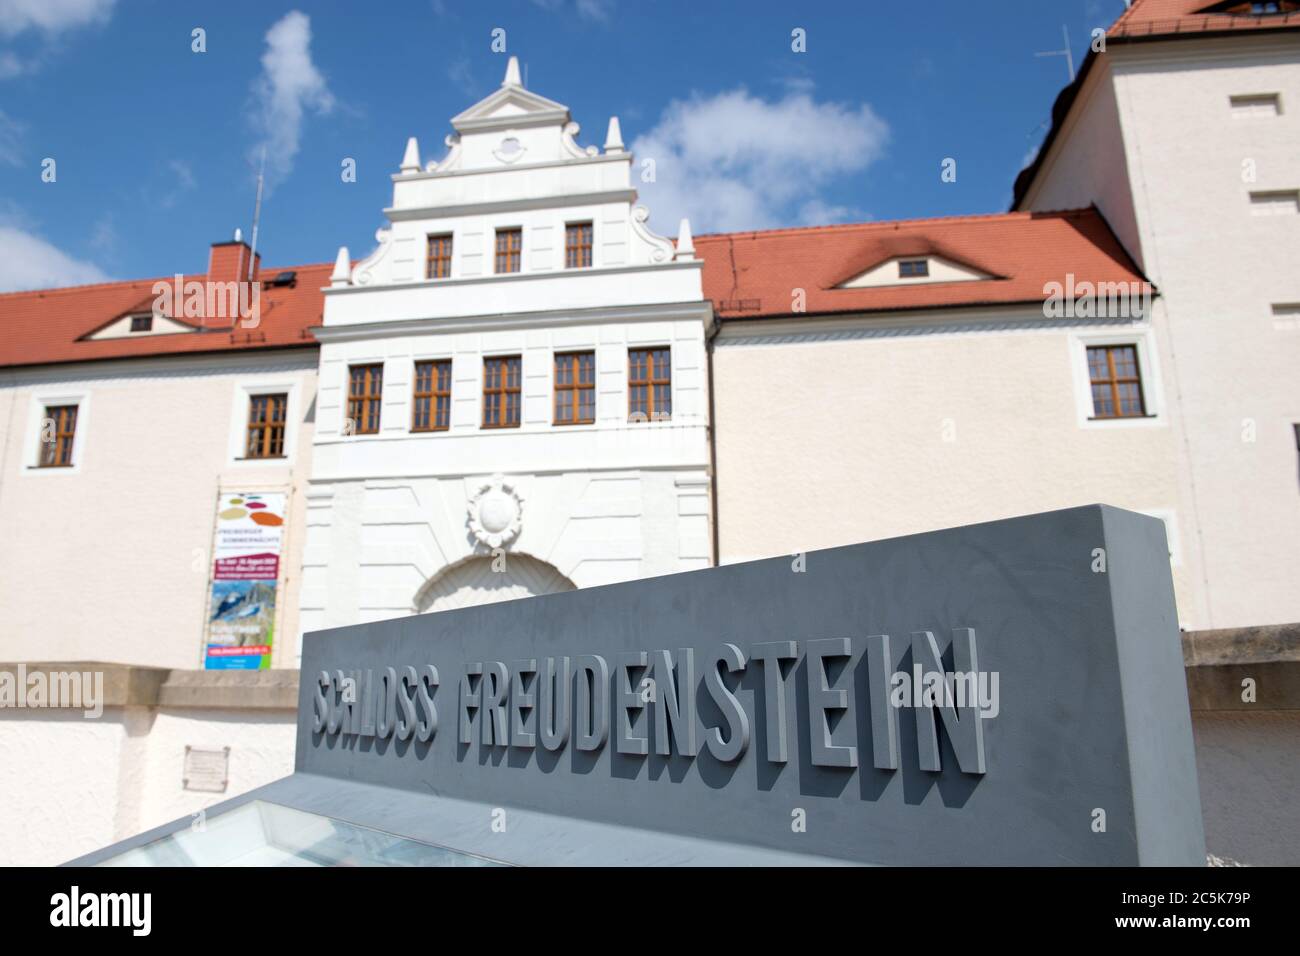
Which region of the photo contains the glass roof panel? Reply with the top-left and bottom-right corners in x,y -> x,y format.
97,800 -> 507,867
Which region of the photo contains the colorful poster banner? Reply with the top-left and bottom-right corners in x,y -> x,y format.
203,492 -> 286,670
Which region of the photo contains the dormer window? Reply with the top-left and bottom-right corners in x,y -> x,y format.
898,259 -> 929,279
130,314 -> 153,333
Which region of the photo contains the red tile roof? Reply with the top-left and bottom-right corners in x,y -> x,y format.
1109,1 -> 1300,40
1,210 -> 1144,364
0,263 -> 331,369
696,208 -> 1148,321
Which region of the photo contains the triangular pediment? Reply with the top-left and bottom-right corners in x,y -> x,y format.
80,306 -> 200,341
452,85 -> 570,133
836,253 -> 995,289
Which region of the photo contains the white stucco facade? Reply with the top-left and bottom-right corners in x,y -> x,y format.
297,59 -> 712,641
0,705 -> 296,867
0,350 -> 318,668
712,305 -> 1199,624
1021,34 -> 1300,628
0,352 -> 314,866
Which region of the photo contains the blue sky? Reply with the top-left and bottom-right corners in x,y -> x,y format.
0,0 -> 1130,291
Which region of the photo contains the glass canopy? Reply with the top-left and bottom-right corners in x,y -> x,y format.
97,800 -> 507,867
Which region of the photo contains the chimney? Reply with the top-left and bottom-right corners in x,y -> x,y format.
208,235 -> 261,285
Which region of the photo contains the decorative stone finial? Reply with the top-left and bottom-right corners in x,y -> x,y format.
675,218 -> 695,261
604,116 -> 625,153
502,55 -> 522,88
400,137 -> 421,174
330,246 -> 351,287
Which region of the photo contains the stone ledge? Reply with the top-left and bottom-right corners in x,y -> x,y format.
1182,622 -> 1300,666
1182,623 -> 1300,712
157,668 -> 299,710
0,663 -> 298,711
0,662 -> 167,708
4,624 -> 1300,714
1186,661 -> 1300,712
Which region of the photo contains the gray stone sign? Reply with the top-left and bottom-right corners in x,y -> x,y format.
288,504 -> 1204,865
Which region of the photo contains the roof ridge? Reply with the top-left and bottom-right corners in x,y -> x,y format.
694,208 -> 1094,242
0,261 -> 335,300
1109,0 -> 1147,31
0,276 -> 164,299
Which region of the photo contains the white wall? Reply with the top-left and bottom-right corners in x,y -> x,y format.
1023,35 -> 1300,629
713,306 -> 1200,624
300,312 -> 712,637
0,351 -> 318,668
0,707 -> 296,866
1111,38 -> 1300,629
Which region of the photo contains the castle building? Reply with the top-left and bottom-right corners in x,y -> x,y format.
299,55 -> 712,633
0,0 -> 1296,865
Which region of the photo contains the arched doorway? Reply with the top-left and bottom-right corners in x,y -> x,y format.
415,553 -> 575,614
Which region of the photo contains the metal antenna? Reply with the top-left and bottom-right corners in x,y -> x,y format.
248,146 -> 266,280
1034,25 -> 1075,83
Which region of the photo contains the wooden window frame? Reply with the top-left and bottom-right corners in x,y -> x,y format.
347,364 -> 384,435
1086,344 -> 1147,420
627,347 -> 672,423
482,355 -> 522,429
37,404 -> 78,468
412,359 -> 452,432
494,227 -> 522,274
245,392 -> 288,459
426,233 -> 453,280
129,314 -> 153,332
565,221 -> 593,269
898,259 -> 929,278
553,351 -> 596,426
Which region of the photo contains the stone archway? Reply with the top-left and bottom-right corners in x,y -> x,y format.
415,553 -> 575,614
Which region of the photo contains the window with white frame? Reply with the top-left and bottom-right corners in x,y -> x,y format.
1070,332 -> 1161,428
23,391 -> 88,474
228,381 -> 299,465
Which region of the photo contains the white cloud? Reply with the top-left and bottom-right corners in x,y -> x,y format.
88,214 -> 116,253
797,198 -> 863,226
249,11 -> 333,189
0,224 -> 108,291
0,0 -> 115,38
446,56 -> 477,97
530,0 -> 612,22
574,0 -> 612,21
168,158 -> 195,190
631,88 -> 889,234
0,0 -> 113,77
0,108 -> 22,165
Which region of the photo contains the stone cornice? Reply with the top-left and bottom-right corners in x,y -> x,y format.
384,187 -> 637,221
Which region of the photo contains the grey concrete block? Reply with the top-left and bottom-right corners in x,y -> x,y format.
290,504 -> 1205,866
